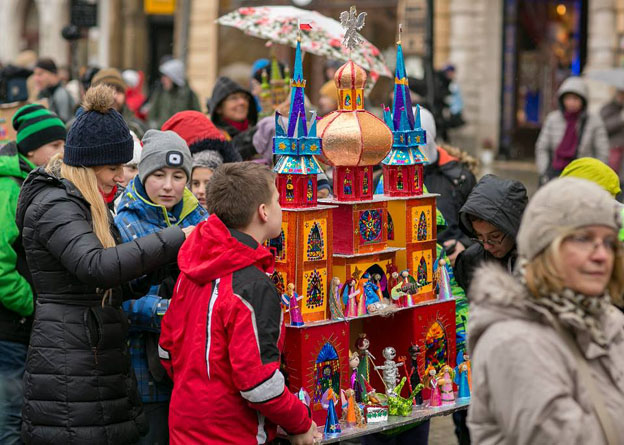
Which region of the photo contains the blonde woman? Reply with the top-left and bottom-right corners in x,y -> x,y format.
16,85 -> 193,444
468,177 -> 624,445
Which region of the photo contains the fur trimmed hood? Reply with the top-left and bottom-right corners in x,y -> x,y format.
467,263 -> 543,353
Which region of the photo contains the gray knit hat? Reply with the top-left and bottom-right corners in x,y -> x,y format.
517,177 -> 620,260
192,150 -> 223,171
139,129 -> 192,183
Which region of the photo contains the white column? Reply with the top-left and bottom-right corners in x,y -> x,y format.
447,0 -> 502,154
94,0 -> 111,67
585,0 -> 617,111
35,0 -> 70,65
0,0 -> 23,63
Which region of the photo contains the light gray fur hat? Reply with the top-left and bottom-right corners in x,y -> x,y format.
192,150 -> 224,171
516,177 -> 620,260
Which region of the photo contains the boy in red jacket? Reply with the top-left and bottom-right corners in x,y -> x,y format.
159,162 -> 318,444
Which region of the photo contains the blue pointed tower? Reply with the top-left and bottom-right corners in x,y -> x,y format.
381,34 -> 428,197
273,37 -> 323,208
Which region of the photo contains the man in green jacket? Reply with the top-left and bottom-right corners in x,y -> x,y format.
0,104 -> 65,444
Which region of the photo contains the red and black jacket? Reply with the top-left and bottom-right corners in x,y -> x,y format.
159,215 -> 311,444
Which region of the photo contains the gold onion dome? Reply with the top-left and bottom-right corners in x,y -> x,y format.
318,60 -> 392,167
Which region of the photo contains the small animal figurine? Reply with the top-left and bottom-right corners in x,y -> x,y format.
424,365 -> 441,407
438,364 -> 455,405
349,350 -> 363,402
329,276 -> 346,320
283,283 -> 304,326
341,277 -> 359,318
374,346 -> 404,396
454,353 -> 471,400
408,344 -> 424,405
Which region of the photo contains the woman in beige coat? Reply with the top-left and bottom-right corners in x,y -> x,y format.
468,177 -> 624,445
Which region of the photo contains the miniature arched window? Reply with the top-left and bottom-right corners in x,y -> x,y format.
387,212 -> 395,241
397,168 -> 404,190
306,222 -> 324,261
414,168 -> 420,189
306,270 -> 324,309
270,271 -> 285,295
417,211 -> 428,241
424,321 -> 448,373
313,342 -> 341,403
306,178 -> 314,201
269,230 -> 286,262
343,169 -> 353,196
417,256 -> 427,284
362,169 -> 369,194
286,176 -> 294,201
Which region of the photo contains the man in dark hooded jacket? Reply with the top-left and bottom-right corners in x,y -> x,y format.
454,174 -> 528,292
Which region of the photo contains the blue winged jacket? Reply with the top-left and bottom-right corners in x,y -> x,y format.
114,176 -> 208,402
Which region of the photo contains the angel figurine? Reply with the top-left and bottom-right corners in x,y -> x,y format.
322,388 -> 341,437
438,364 -> 456,405
424,365 -> 441,407
329,277 -> 345,320
454,353 -> 471,400
349,350 -> 363,402
341,277 -> 359,318
434,258 -> 453,301
355,333 -> 376,384
283,283 -> 304,326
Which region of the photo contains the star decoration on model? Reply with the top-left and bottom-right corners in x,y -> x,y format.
340,6 -> 367,51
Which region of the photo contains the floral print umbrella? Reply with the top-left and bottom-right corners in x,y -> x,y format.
217,5 -> 392,83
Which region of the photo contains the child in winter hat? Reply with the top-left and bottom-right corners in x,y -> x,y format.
139,130 -> 192,183
12,104 -> 66,163
190,150 -> 224,208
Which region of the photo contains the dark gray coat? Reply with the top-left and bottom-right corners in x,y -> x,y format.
16,166 -> 185,444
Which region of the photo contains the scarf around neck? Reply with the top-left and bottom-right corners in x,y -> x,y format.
515,258 -> 610,346
552,110 -> 582,171
223,117 -> 249,133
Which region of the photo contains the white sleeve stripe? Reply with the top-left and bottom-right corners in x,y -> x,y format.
240,370 -> 285,404
233,293 -> 261,355
158,345 -> 170,360
205,278 -> 220,379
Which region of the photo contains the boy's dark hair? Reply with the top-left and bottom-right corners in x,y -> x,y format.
206,162 -> 276,229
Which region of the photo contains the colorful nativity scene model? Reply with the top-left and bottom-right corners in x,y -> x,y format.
267,10 -> 467,437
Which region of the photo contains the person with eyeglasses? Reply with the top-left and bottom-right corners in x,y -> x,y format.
467,177 -> 624,444
454,174 -> 528,293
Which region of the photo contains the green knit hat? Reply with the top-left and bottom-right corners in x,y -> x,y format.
12,104 -> 67,155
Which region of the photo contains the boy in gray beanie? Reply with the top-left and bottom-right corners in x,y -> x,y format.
139,129 -> 192,184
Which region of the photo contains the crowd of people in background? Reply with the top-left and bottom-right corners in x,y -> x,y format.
0,50 -> 623,445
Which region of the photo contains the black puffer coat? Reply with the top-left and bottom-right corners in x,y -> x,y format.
454,174 -> 528,292
16,166 -> 186,445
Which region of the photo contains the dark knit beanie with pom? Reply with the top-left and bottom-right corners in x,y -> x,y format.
64,84 -> 133,167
